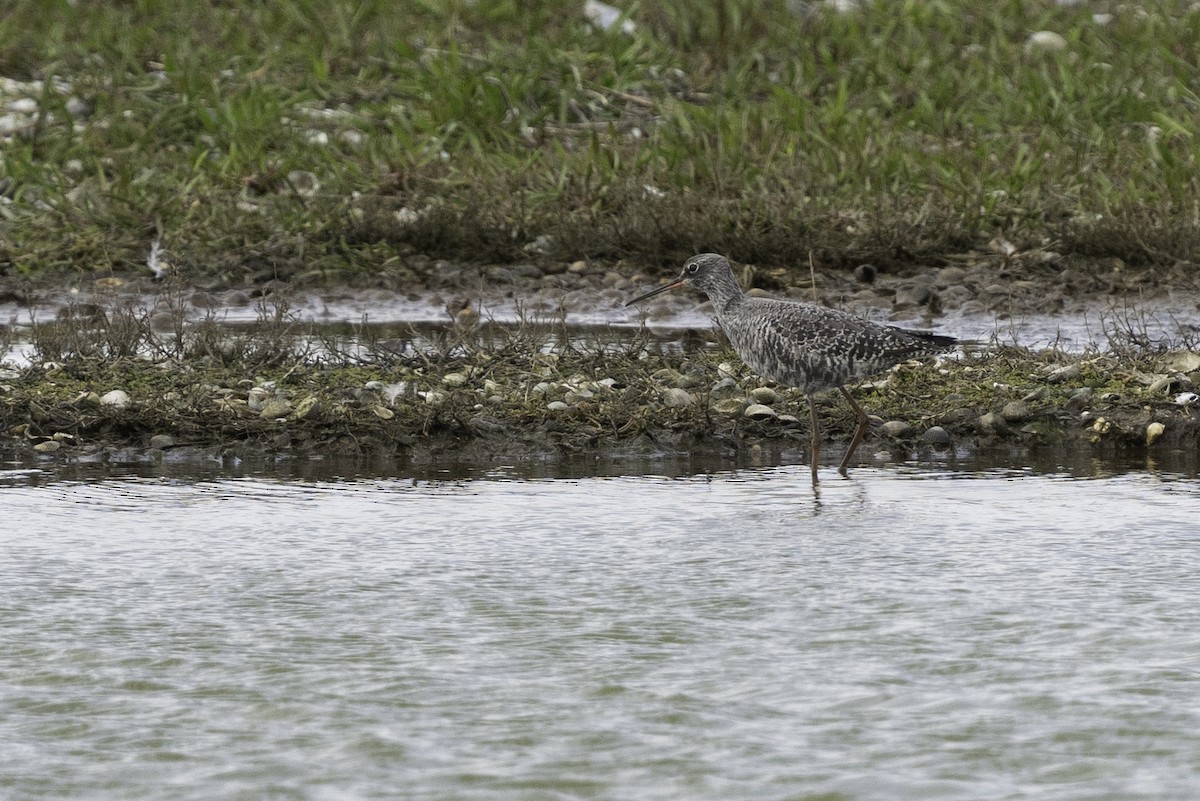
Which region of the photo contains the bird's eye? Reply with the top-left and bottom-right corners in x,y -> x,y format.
685,263 -> 699,274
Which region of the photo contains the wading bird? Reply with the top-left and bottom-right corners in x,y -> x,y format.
626,253 -> 957,483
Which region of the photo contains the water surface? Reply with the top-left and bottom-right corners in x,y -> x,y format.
2,454 -> 1198,800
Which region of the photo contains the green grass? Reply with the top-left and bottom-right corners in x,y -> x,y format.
2,0 -> 1200,281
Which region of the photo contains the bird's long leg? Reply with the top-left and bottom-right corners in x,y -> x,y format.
807,394 -> 821,484
837,385 -> 871,477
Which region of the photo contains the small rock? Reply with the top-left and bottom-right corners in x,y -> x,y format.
652,367 -> 701,389
744,403 -> 778,420
33,440 -> 62,453
1026,31 -> 1068,54
713,398 -> 746,415
100,389 -> 131,408
66,97 -> 91,118
584,0 -> 636,34
935,266 -> 966,287
1064,387 -> 1093,411
526,234 -> 554,255
1022,386 -> 1048,402
149,434 -> 176,449
1000,400 -> 1030,423
372,405 -> 395,420
1146,422 -> 1166,446
750,386 -> 777,405
286,169 -> 319,197
978,412 -> 1007,433
880,420 -> 911,438
921,426 -> 952,445
546,400 -> 570,412
894,282 -> 934,308
259,398 -> 292,419
294,396 -> 320,420
442,372 -> 468,387
247,386 -> 270,411
661,388 -> 695,408
1046,364 -> 1081,384
1165,351 -> 1200,374
853,264 -> 877,284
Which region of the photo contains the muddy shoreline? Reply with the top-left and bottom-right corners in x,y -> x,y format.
4,245 -> 1199,339
3,252 -> 1199,467
3,319 -> 1198,466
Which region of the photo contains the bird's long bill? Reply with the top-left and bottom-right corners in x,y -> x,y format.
624,278 -> 685,306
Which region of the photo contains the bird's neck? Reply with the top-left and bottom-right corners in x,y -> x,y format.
704,272 -> 746,315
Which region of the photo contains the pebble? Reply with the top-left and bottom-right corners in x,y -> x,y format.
1064,387 -> 1093,411
1000,400 -> 1030,423
286,169 -> 319,196
33,440 -> 62,453
100,389 -> 131,408
749,386 -> 777,405
978,412 -> 1007,433
259,398 -> 292,419
546,400 -> 570,412
935,266 -> 966,287
652,367 -> 702,389
661,388 -> 695,407
149,434 -> 176,449
880,420 -> 911,438
853,264 -> 877,284
921,426 -> 952,445
1026,31 -> 1068,54
713,398 -> 746,415
372,405 -> 394,420
1046,364 -> 1081,384
1146,422 -> 1166,446
247,386 -> 270,411
442,372 -> 468,386
1166,351 -> 1200,373
940,407 -> 975,427
894,282 -> 934,308
294,396 -> 320,419
744,404 -> 777,420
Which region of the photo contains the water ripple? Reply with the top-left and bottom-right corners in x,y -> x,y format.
1,464 -> 1198,800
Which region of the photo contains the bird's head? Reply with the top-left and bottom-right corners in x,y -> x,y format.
625,253 -> 731,306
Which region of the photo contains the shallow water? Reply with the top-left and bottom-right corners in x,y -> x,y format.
5,283 -> 1198,356
2,452 -> 1199,801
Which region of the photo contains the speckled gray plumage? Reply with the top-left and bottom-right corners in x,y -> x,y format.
665,253 -> 956,393
625,252 -> 958,482
718,294 -> 955,394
